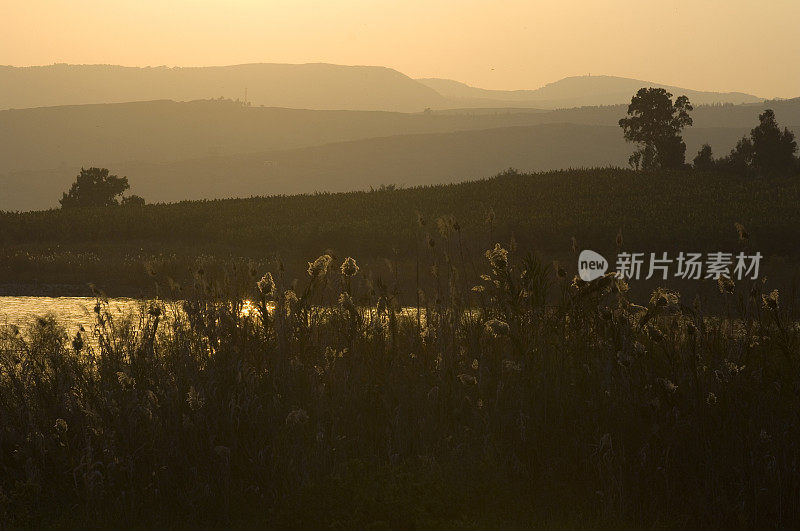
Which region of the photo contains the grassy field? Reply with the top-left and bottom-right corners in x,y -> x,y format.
2,167 -> 800,302
3,167 -> 800,526
2,233 -> 799,526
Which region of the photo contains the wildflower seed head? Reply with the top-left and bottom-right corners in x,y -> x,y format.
484,318 -> 510,338
457,373 -> 477,386
187,386 -> 205,410
485,243 -> 508,272
718,276 -> 735,295
307,254 -> 332,278
734,222 -> 749,241
649,288 -> 680,308
612,277 -> 629,294
340,257 -> 359,278
571,275 -> 586,290
54,418 -> 68,434
762,289 -> 779,310
658,377 -> 677,393
257,272 -> 276,298
283,289 -> 298,306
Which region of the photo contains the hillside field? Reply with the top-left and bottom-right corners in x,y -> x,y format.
2,167 -> 799,304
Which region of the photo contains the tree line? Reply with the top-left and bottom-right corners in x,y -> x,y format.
619,87 -> 799,175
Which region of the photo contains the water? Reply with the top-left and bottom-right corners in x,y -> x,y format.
0,296 -> 143,334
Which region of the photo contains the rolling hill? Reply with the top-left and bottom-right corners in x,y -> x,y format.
0,122 -> 768,211
418,75 -> 762,108
1,95 -> 797,212
0,99 -> 556,175
2,97 -> 796,176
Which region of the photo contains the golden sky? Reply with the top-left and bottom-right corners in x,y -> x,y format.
3,0 -> 798,98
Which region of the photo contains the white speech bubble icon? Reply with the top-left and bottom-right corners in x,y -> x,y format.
578,249 -> 608,282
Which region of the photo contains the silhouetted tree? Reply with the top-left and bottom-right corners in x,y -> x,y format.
693,144 -> 715,170
60,167 -> 130,208
121,194 -> 146,207
619,88 -> 693,170
750,109 -> 797,175
721,137 -> 755,176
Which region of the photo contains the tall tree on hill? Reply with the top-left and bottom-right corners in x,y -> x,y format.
60,167 -> 130,208
750,109 -> 797,176
619,88 -> 693,170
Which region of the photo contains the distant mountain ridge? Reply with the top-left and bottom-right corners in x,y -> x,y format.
0,63 -> 446,112
0,63 -> 766,112
417,75 -> 762,108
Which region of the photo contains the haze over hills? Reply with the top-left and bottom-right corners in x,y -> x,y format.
0,99 -> 564,174
3,108 -> 795,211
0,63 -> 447,112
0,63 -> 766,113
0,62 -> 796,212
2,97 -> 797,179
2,97 -> 798,211
418,75 -> 763,108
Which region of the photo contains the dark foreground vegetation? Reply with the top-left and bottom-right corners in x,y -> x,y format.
3,167 -> 800,300
2,240 -> 799,527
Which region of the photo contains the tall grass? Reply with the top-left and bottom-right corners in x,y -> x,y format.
2,225 -> 799,527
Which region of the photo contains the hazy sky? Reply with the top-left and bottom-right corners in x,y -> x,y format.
3,0 -> 799,98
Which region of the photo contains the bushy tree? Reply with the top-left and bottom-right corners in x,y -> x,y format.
60,167 -> 130,208
121,194 -> 146,207
722,136 -> 755,176
619,88 -> 693,170
712,110 -> 797,177
750,109 -> 797,175
693,144 -> 715,170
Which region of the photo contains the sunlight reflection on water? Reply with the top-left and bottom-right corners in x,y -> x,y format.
0,296 -> 427,340
0,297 -> 144,335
